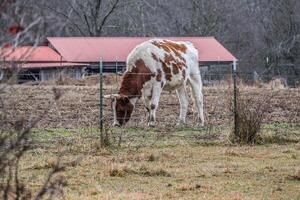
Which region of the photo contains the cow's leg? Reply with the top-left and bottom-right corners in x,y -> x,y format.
148,83 -> 162,127
143,95 -> 151,122
176,85 -> 189,125
189,75 -> 204,126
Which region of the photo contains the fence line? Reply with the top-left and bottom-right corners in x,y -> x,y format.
11,72 -> 300,77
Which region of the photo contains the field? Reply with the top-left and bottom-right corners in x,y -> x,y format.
1,84 -> 299,128
20,125 -> 300,200
1,84 -> 300,199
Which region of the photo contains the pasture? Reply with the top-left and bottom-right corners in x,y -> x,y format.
20,125 -> 300,199
1,84 -> 300,199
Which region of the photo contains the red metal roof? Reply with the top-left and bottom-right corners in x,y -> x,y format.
0,46 -> 63,62
47,37 -> 237,63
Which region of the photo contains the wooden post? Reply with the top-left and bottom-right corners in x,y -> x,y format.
232,60 -> 239,138
99,59 -> 104,146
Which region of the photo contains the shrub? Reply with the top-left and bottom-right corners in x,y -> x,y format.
230,90 -> 273,144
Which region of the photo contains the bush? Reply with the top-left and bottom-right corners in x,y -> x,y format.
230,91 -> 273,144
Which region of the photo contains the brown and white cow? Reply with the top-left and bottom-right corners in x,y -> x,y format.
106,39 -> 204,127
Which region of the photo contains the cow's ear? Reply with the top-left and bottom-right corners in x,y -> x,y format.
122,96 -> 130,104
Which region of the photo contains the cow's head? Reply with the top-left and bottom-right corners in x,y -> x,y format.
105,94 -> 134,127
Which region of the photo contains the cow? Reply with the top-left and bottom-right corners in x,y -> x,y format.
105,39 -> 204,127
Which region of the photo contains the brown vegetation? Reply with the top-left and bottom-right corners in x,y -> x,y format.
40,74 -> 121,87
230,91 -> 274,144
0,84 -> 299,129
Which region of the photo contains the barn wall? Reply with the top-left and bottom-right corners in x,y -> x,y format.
40,67 -> 84,81
0,68 -> 10,82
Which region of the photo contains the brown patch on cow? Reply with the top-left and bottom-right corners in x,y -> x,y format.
182,69 -> 186,80
160,59 -> 172,81
172,63 -> 180,74
162,53 -> 187,75
163,40 -> 187,53
119,59 -> 154,98
152,40 -> 187,63
174,62 -> 187,74
152,41 -> 171,53
151,104 -> 156,110
156,69 -> 162,81
177,53 -> 186,63
164,53 -> 175,65
151,53 -> 159,62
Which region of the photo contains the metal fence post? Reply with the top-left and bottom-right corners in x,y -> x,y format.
99,59 -> 104,146
115,58 -> 118,83
232,60 -> 239,138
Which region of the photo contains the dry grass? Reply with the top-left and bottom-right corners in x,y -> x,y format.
230,90 -> 274,144
40,74 -> 121,87
265,78 -> 287,90
0,85 -> 299,129
10,126 -> 300,200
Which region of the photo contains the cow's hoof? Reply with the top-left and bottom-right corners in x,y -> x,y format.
113,123 -> 121,127
196,123 -> 204,127
176,122 -> 187,128
148,121 -> 155,127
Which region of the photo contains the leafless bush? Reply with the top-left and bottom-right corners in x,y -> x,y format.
229,90 -> 274,144
0,85 -> 69,199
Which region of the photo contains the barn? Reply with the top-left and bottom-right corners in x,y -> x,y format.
0,46 -> 87,83
48,37 -> 236,72
1,37 -> 237,84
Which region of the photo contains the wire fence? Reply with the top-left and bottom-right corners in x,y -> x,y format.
1,64 -> 300,147
3,71 -> 298,88
1,74 -> 299,127
1,60 -> 299,87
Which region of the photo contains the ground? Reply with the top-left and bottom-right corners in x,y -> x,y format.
18,124 -> 300,200
1,84 -> 299,199
1,85 -> 299,128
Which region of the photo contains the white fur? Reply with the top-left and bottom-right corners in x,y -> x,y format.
116,39 -> 204,126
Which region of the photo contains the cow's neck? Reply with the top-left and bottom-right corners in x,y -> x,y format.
119,60 -> 153,104
118,81 -> 140,107
118,70 -> 143,108
118,71 -> 142,98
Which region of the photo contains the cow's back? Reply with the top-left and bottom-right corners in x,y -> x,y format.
126,39 -> 199,91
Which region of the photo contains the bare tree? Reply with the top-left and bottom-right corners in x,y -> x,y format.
256,0 -> 300,67
1,0 -> 300,77
38,0 -> 138,36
